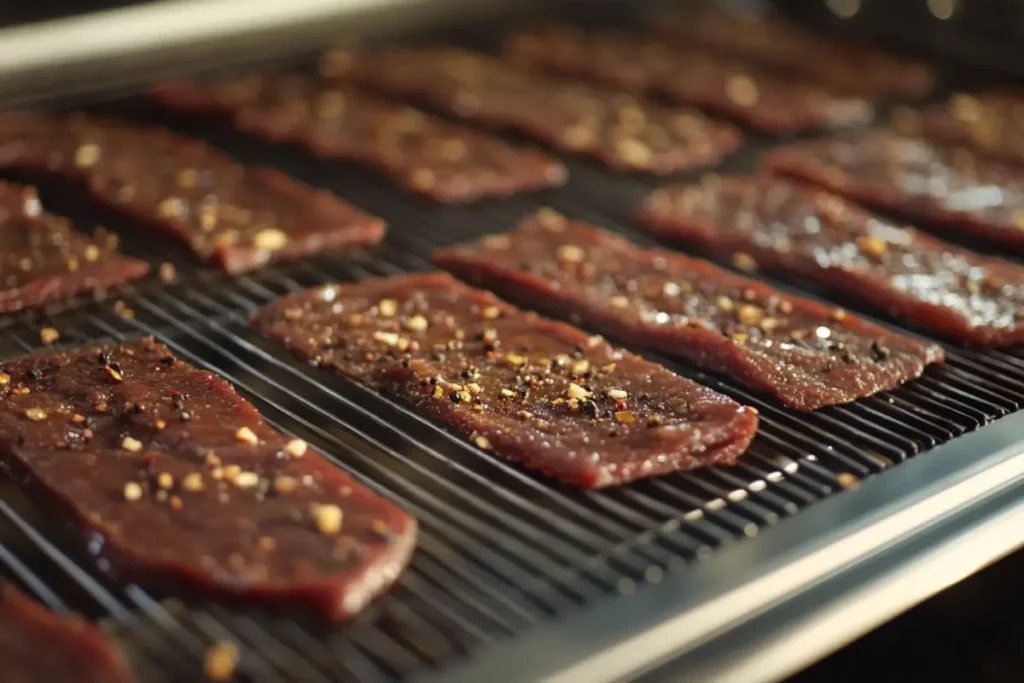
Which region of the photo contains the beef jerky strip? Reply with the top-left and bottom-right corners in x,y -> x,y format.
150,75 -> 567,203
253,272 -> 757,488
0,338 -> 416,620
763,130 -> 1024,252
0,182 -> 149,313
504,25 -> 873,135
321,46 -> 742,174
652,7 -> 936,99
434,211 -> 943,411
0,581 -> 134,683
639,175 -> 1024,347
0,113 -> 385,274
892,91 -> 1024,167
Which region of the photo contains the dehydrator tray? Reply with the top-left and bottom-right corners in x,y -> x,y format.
3,4 -> 1024,682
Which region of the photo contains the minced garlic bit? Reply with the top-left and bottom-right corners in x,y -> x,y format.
481,306 -> 501,320
123,481 -> 143,502
203,641 -> 240,682
284,438 -> 307,458
567,383 -> 591,400
24,408 -> 48,422
556,244 -> 586,263
121,436 -> 143,452
0,372 -> 9,385
572,360 -> 590,375
274,475 -> 298,494
233,472 -> 260,489
725,73 -> 760,107
157,472 -> 174,490
732,252 -> 758,273
473,434 -> 491,450
252,228 -> 289,251
857,234 -> 887,259
607,389 -> 628,400
609,295 -> 629,309
404,314 -> 429,332
836,472 -> 860,491
39,327 -> 60,344
235,426 -> 259,445
312,503 -> 344,535
181,473 -> 204,492
373,330 -> 401,346
104,364 -> 124,382
377,298 -> 397,317
614,410 -> 636,424
74,143 -> 101,168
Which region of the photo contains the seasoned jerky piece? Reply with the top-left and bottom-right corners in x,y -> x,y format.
652,6 -> 936,98
0,581 -> 134,683
434,212 -> 943,411
505,25 -> 873,134
893,91 -> 1024,167
150,75 -> 567,203
764,130 -> 1024,252
0,182 -> 149,313
0,338 -> 416,620
0,113 -> 385,274
639,175 -> 1024,347
253,272 -> 757,488
322,46 -> 741,174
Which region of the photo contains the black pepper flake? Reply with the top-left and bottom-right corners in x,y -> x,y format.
160,356 -> 175,366
432,352 -> 446,362
581,400 -> 599,419
871,341 -> 891,361
96,352 -> 111,365
449,391 -> 463,403
26,369 -> 42,381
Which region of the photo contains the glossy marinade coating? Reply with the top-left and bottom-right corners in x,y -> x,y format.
638,175 -> 1024,347
0,113 -> 385,274
253,272 -> 758,488
0,338 -> 416,621
652,6 -> 936,98
763,130 -> 1024,252
0,581 -> 134,683
151,75 -> 567,203
321,46 -> 742,174
434,212 -> 943,411
0,182 -> 149,313
504,25 -> 873,135
892,91 -> 1024,167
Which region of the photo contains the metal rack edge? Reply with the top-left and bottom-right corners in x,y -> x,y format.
414,410 -> 1024,683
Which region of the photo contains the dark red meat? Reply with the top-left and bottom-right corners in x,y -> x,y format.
764,130 -> 1024,252
252,272 -> 758,488
892,91 -> 1024,167
321,46 -> 742,174
0,182 -> 149,313
434,211 -> 943,411
0,113 -> 385,274
652,6 -> 936,98
0,581 -> 134,683
0,338 -> 416,621
638,175 -> 1024,347
504,25 -> 873,135
150,75 -> 567,203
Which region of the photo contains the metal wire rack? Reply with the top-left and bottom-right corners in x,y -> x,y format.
2,11 -> 1024,682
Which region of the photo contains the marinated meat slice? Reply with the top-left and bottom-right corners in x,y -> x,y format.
892,91 -> 1024,167
150,75 -> 567,203
434,211 -> 943,411
0,182 -> 149,313
253,272 -> 757,488
652,6 -> 936,98
504,25 -> 873,135
763,130 -> 1024,251
0,113 -> 385,274
321,46 -> 742,174
0,338 -> 416,620
0,581 -> 134,683
638,175 -> 1024,347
